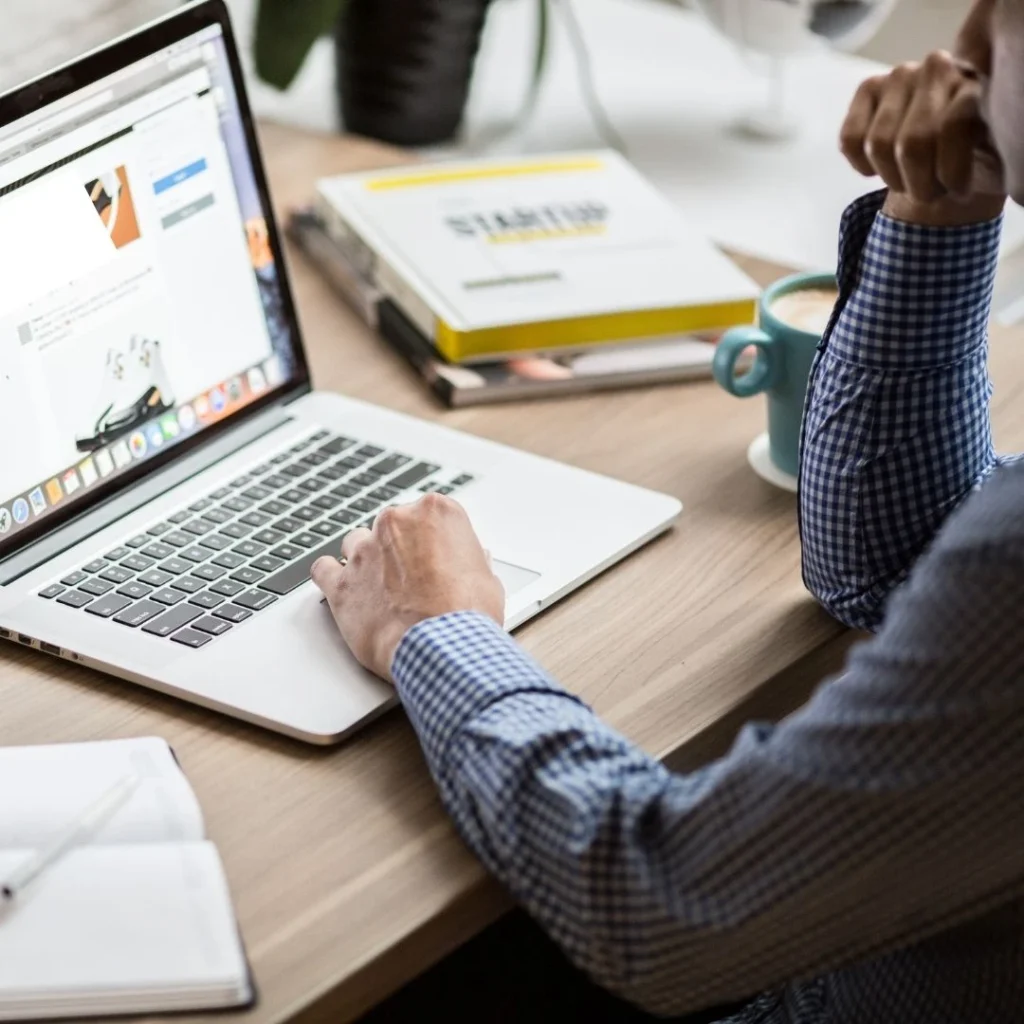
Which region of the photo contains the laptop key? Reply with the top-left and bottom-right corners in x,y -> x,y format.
170,576 -> 205,595
214,604 -> 253,624
219,522 -> 251,539
349,473 -> 378,488
331,483 -> 361,500
121,554 -> 155,572
85,594 -> 133,619
241,486 -> 272,501
189,498 -> 214,512
80,578 -> 114,597
316,465 -> 346,481
292,533 -> 320,549
263,475 -> 290,490
369,455 -> 411,478
230,475 -> 252,488
211,486 -> 233,499
270,453 -> 290,464
280,489 -> 305,504
298,478 -> 327,493
249,463 -> 271,475
452,474 -> 475,486
258,533 -> 350,596
114,600 -> 164,627
254,529 -> 285,546
310,429 -> 330,441
230,567 -> 265,585
232,541 -> 265,558
179,546 -> 210,563
142,605 -> 202,637
356,445 -> 384,458
194,616 -> 232,636
259,499 -> 290,516
61,570 -> 89,586
329,509 -> 361,526
189,592 -> 225,610
293,506 -> 321,522
251,555 -> 284,573
139,569 -> 174,588
389,463 -> 440,491
300,453 -> 329,468
117,581 -> 154,600
142,543 -> 175,560
159,558 -> 192,575
273,518 -> 303,535
57,590 -> 94,609
318,436 -> 356,455
369,486 -> 401,502
199,534 -> 232,552
38,584 -> 66,599
240,511 -> 271,528
202,507 -> 232,525
171,628 -> 212,649
223,497 -> 251,513
152,588 -> 187,606
281,464 -> 307,478
210,578 -> 246,598
311,521 -> 339,538
183,519 -> 215,536
311,495 -> 340,511
126,534 -> 150,548
270,544 -> 303,561
235,590 -> 278,612
82,559 -> 107,574
212,552 -> 246,570
104,546 -> 131,561
350,497 -> 381,514
146,523 -> 171,537
169,510 -> 192,524
163,531 -> 192,547
192,564 -> 226,582
99,566 -> 133,585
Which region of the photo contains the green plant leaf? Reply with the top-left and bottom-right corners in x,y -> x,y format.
254,0 -> 349,90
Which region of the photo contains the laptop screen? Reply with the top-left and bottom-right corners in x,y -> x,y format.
0,16 -> 301,552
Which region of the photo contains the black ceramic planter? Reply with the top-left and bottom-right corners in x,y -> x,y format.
334,0 -> 492,146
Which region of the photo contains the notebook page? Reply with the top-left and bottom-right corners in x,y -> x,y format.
0,842 -> 250,1016
0,738 -> 204,850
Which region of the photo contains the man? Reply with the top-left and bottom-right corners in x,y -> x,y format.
312,0 -> 1024,1018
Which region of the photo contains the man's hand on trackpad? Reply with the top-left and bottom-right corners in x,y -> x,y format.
310,494 -> 505,681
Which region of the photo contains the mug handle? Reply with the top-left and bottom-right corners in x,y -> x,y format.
712,326 -> 781,398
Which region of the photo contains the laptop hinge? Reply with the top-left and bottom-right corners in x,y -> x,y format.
0,404 -> 297,585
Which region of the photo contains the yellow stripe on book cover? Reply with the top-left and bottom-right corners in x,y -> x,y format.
434,299 -> 758,364
364,158 -> 606,192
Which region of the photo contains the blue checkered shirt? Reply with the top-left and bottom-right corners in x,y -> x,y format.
391,191 -> 1024,1022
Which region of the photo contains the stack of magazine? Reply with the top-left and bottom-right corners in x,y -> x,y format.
289,152 -> 760,407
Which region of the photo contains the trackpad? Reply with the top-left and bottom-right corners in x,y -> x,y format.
493,559 -> 541,596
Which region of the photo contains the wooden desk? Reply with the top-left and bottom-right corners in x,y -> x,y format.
5,124 -> 1024,1024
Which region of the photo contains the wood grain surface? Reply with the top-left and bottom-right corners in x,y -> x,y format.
3,121 -> 1024,1024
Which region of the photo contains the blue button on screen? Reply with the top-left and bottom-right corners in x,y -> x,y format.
153,158 -> 208,195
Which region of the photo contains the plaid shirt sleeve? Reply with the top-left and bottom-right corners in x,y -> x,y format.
393,476 -> 1024,1019
799,190 -> 1008,631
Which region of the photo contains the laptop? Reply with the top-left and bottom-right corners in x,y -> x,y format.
0,0 -> 681,744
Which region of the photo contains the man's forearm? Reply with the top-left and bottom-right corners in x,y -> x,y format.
799,191 -> 1003,631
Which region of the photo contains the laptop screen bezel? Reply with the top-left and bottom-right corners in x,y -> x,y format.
0,0 -> 311,562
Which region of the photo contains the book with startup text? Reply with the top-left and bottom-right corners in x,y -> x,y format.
313,151 -> 759,364
288,207 -> 740,408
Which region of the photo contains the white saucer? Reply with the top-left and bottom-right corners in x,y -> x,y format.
747,433 -> 798,493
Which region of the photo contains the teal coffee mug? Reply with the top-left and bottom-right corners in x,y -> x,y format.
712,272 -> 838,488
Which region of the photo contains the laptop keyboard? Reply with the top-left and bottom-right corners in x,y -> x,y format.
35,430 -> 474,650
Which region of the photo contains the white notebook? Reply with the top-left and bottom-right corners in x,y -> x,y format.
0,737 -> 252,1019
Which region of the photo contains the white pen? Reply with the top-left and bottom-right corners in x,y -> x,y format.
0,773 -> 141,901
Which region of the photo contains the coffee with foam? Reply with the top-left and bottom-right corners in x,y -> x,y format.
768,287 -> 839,336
